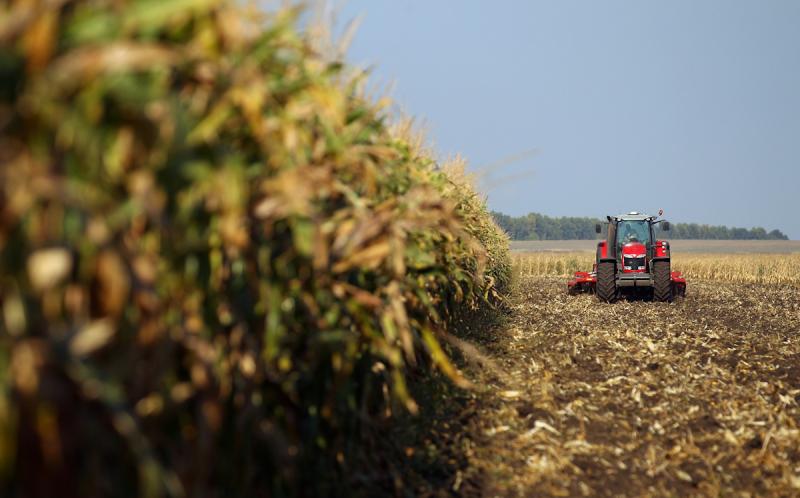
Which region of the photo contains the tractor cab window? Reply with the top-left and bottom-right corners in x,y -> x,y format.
617,221 -> 651,247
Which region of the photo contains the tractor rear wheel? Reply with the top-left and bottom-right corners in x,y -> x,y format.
596,261 -> 617,303
653,260 -> 673,303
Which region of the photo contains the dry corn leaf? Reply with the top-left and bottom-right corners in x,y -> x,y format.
27,248 -> 71,292
70,319 -> 115,356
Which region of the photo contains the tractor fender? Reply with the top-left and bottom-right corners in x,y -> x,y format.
596,241 -> 608,260
654,240 -> 670,258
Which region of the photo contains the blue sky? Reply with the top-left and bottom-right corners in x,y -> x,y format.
334,1 -> 800,238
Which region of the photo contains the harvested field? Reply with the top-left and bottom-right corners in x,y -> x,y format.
417,270 -> 800,496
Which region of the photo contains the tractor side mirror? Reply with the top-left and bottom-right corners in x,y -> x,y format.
661,221 -> 670,231
595,223 -> 602,234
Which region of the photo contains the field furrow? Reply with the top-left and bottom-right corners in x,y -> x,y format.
450,276 -> 800,497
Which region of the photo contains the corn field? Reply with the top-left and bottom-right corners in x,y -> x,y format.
0,1 -> 509,497
512,252 -> 594,278
673,253 -> 800,285
513,252 -> 800,286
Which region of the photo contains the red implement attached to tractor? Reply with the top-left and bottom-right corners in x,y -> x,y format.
567,211 -> 686,302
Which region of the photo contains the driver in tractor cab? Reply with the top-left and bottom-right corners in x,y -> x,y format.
618,225 -> 637,250
622,228 -> 639,243
617,222 -> 649,253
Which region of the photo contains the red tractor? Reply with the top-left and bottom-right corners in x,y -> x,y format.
567,211 -> 686,302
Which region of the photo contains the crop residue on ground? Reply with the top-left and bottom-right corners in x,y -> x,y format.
432,275 -> 800,496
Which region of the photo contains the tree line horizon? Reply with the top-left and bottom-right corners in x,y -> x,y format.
492,211 -> 789,241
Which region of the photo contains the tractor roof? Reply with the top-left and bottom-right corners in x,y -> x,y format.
609,211 -> 656,222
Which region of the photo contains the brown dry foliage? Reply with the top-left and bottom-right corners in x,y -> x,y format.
0,1 -> 509,497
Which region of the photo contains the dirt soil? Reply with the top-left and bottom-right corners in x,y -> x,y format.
433,276 -> 800,497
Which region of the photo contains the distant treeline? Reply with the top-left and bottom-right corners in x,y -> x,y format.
492,212 -> 789,240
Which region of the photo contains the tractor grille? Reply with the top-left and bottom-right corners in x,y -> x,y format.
623,256 -> 646,271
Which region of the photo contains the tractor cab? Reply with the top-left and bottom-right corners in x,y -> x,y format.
612,215 -> 657,274
594,212 -> 666,269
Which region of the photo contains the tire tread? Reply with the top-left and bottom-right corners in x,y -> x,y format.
596,261 -> 617,303
653,260 -> 673,303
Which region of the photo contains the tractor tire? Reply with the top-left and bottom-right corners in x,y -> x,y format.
653,260 -> 673,303
596,261 -> 617,303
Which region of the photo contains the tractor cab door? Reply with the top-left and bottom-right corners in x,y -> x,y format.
647,222 -> 658,261
605,221 -> 618,260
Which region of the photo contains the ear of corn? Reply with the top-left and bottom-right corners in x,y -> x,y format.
0,1 -> 509,496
